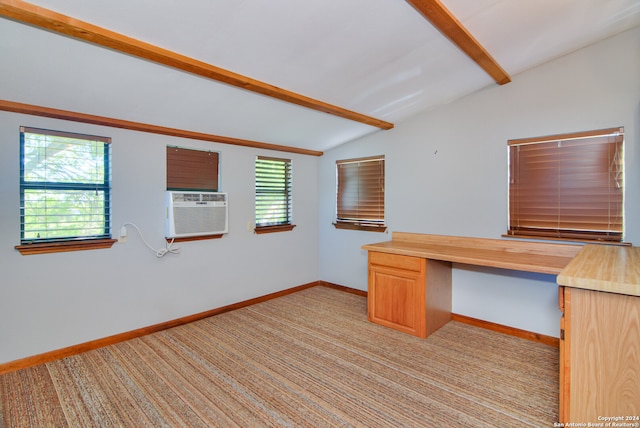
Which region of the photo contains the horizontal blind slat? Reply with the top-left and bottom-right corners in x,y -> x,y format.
255,157 -> 292,226
167,147 -> 219,191
509,129 -> 623,241
336,156 -> 384,224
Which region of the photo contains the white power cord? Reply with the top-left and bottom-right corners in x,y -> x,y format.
121,223 -> 181,258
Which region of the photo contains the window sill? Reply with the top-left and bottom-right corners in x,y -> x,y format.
333,222 -> 387,233
165,234 -> 223,243
501,233 -> 632,246
15,238 -> 117,255
254,224 -> 296,234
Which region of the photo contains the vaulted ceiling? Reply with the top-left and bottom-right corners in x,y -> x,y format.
1,0 -> 639,155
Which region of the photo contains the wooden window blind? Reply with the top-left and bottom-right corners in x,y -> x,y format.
335,155 -> 385,230
166,146 -> 219,191
255,156 -> 293,231
19,126 -> 112,243
508,127 -> 623,242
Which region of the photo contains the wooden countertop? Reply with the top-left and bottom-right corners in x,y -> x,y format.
557,244 -> 640,297
362,232 -> 582,275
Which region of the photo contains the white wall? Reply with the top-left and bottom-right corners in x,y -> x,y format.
0,114 -> 319,364
1,26 -> 637,365
319,27 -> 640,337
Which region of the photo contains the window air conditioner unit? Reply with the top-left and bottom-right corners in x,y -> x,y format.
165,191 -> 228,238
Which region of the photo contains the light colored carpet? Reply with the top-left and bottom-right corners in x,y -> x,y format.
0,286 -> 558,427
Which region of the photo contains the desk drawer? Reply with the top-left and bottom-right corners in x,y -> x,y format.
369,252 -> 423,272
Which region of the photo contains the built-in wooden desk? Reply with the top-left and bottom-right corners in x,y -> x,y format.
363,232 -> 581,275
556,245 -> 640,424
363,235 -> 639,423
557,244 -> 640,296
362,232 -> 582,338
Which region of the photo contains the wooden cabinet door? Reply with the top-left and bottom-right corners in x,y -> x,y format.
368,252 -> 427,337
561,287 -> 640,423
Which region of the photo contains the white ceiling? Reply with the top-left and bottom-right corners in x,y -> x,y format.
2,0 -> 640,153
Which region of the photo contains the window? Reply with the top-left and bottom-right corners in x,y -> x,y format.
508,127 -> 624,242
166,146 -> 219,191
335,155 -> 386,232
165,147 -> 222,242
255,156 -> 294,234
17,127 -> 113,254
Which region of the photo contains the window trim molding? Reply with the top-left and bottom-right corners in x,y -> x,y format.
332,222 -> 387,233
15,238 -> 117,255
507,127 -> 623,146
165,234 -> 223,243
254,224 -> 296,234
500,234 -> 631,247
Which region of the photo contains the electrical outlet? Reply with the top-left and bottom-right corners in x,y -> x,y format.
118,225 -> 128,243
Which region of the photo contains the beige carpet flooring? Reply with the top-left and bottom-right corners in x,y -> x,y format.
0,286 -> 559,427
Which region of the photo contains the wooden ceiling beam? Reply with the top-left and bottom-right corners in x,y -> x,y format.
0,0 -> 394,130
0,99 -> 324,156
406,0 -> 511,85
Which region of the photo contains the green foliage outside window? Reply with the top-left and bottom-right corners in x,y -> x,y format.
20,127 -> 111,243
255,157 -> 292,227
